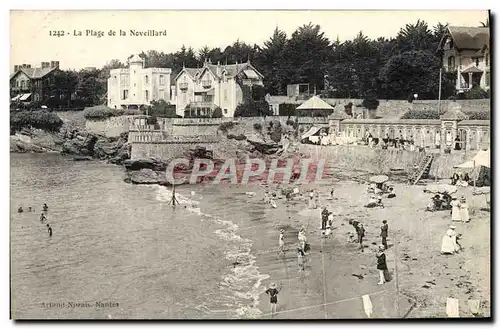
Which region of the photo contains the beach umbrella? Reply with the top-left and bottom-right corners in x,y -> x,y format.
369,175 -> 389,184
423,184 -> 458,194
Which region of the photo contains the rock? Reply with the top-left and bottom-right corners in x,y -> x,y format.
123,158 -> 167,171
61,134 -> 98,156
72,156 -> 93,161
124,168 -> 168,185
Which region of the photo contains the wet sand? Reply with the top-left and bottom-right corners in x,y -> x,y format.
218,178 -> 490,319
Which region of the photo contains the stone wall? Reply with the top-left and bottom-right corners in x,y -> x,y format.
299,144 -> 468,179
85,115 -> 139,138
130,140 -> 220,161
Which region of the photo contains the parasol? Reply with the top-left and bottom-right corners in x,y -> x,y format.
369,175 -> 389,184
423,184 -> 458,194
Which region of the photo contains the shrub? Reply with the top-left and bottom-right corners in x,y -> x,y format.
465,111 -> 490,120
253,123 -> 262,131
147,116 -> 158,125
279,103 -> 298,116
227,134 -> 236,139
400,109 -> 440,119
466,87 -> 489,99
11,110 -> 63,133
148,100 -> 178,118
362,98 -> 380,110
251,85 -> 266,101
83,105 -> 137,120
234,99 -> 272,117
218,121 -> 236,133
212,106 -> 223,118
286,119 -> 295,126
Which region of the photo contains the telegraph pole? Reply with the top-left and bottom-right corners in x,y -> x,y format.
437,68 -> 443,115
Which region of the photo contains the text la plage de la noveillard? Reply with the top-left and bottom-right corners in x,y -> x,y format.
48,29 -> 167,38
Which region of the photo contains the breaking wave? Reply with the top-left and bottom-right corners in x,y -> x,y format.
155,186 -> 269,318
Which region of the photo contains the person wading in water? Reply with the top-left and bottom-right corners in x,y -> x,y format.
46,224 -> 52,238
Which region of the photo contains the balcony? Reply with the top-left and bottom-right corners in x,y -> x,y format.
190,101 -> 215,108
179,82 -> 188,90
201,80 -> 212,88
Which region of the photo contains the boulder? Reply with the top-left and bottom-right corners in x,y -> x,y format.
124,168 -> 167,185
123,158 -> 167,171
109,143 -> 131,165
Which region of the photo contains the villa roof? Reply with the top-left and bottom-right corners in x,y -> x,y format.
176,61 -> 264,81
458,120 -> 490,126
446,26 -> 490,50
10,66 -> 57,80
461,65 -> 483,74
296,96 -> 334,110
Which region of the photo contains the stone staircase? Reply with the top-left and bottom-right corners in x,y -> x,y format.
408,154 -> 434,185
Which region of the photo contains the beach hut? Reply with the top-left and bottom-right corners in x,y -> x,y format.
296,95 -> 334,117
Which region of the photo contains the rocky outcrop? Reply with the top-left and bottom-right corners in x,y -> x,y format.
11,124 -> 131,165
123,158 -> 170,185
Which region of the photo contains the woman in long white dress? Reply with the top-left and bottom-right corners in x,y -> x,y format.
450,196 -> 461,222
459,196 -> 470,223
298,228 -> 307,253
441,225 -> 460,254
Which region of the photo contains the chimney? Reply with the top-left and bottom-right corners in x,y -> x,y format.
14,65 -> 19,72
54,61 -> 60,68
216,61 -> 221,76
27,64 -> 31,68
50,61 -> 59,68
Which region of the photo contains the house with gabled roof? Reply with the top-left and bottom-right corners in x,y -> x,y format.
10,61 -> 60,103
439,26 -> 490,93
173,58 -> 264,117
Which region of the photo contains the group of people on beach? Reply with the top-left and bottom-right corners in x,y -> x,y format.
18,203 -> 52,237
266,184 -> 393,317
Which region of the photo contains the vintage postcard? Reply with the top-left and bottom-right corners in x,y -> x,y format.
10,10 -> 491,320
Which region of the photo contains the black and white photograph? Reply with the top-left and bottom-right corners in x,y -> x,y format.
8,9 -> 491,320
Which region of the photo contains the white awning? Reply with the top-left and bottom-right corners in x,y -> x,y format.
19,93 -> 32,101
11,95 -> 21,101
243,69 -> 259,79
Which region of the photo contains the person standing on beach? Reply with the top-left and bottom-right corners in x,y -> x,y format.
297,248 -> 305,271
46,224 -> 52,237
298,228 -> 307,254
265,282 -> 281,317
357,224 -> 365,252
277,229 -> 285,257
380,220 -> 388,250
321,207 -> 329,231
376,245 -> 388,285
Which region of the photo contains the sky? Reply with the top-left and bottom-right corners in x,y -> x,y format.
10,10 -> 489,71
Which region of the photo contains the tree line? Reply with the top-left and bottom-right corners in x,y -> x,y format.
37,19 -> 482,108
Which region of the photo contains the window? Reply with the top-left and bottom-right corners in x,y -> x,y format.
15,81 -> 19,87
486,72 -> 490,86
447,56 -> 455,69
21,80 -> 25,89
145,90 -> 149,101
114,76 -> 117,79
122,90 -> 128,100
159,75 -> 165,85
224,109 -> 228,114
145,75 -> 149,84
475,58 -> 480,67
159,89 -> 164,99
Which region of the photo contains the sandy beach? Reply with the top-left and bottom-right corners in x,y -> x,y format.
203,175 -> 490,319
